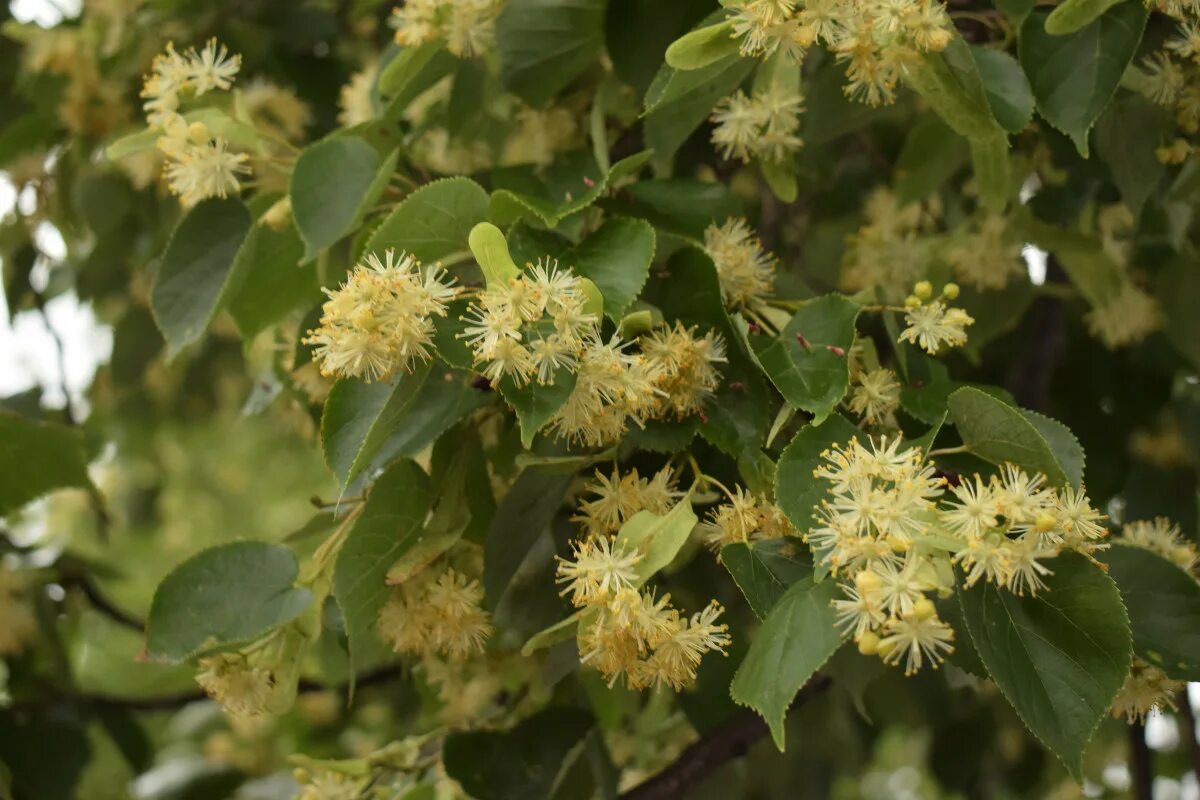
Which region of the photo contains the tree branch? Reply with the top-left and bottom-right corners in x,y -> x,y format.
617,675 -> 832,800
1176,689 -> 1200,782
62,573 -> 144,632
1128,721 -> 1154,800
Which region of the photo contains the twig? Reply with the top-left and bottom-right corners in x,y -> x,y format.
62,573 -> 143,632
1128,721 -> 1154,800
1176,689 -> 1200,782
617,675 -> 832,800
32,290 -> 74,426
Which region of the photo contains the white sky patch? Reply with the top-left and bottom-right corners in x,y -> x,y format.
9,0 -> 80,26
1022,244 -> 1048,286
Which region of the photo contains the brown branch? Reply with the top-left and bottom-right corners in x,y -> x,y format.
1128,721 -> 1154,800
617,675 -> 832,800
63,573 -> 144,632
1176,689 -> 1200,782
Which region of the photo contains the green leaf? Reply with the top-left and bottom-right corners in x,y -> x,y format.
1045,0 -> 1127,35
366,177 -> 490,263
333,460 -> 432,670
665,20 -> 738,71
904,35 -> 1006,141
497,370 -> 579,449
1019,4 -> 1148,157
497,0 -> 607,106
377,42 -> 458,116
571,217 -> 655,320
1094,92 -> 1170,217
971,135 -> 1010,211
1017,216 -> 1124,307
1101,545 -> 1200,680
893,114 -> 970,203
1020,409 -> 1085,488
748,295 -> 860,424
614,496 -> 698,584
729,577 -> 842,750
0,114 -> 56,169
520,612 -> 582,657
1158,257 -> 1200,370
759,156 -> 799,203
151,197 -> 252,358
947,387 -> 1068,485
489,152 -> 608,227
721,539 -> 814,620
483,468 -> 571,610
971,47 -> 1035,133
385,448 -> 477,585
616,180 -> 742,241
0,412 -> 92,516
321,364 -> 489,489
774,414 -> 860,536
957,553 -> 1131,778
226,221 -> 314,339
146,541 -> 313,662
469,222 -> 521,286
290,137 -> 397,260
643,54 -> 756,167
443,708 -> 595,800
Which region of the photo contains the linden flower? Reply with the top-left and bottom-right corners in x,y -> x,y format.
296,771 -> 366,800
641,322 -> 727,419
306,250 -> 457,382
726,0 -> 807,61
703,488 -> 795,549
392,0 -> 505,58
1085,283 -> 1162,349
461,259 -> 597,388
878,604 -> 955,675
841,188 -> 941,297
898,300 -> 974,355
848,367 -> 900,425
945,213 -> 1025,291
1111,658 -> 1185,724
547,335 -> 659,447
377,568 -> 492,660
1121,517 -> 1199,572
195,653 -> 275,719
140,39 -> 242,127
710,85 -> 804,164
555,536 -> 642,608
703,218 -> 777,308
163,137 -> 250,206
574,466 -> 680,536
641,602 -> 731,690
338,64 -> 376,127
240,78 -> 312,142
1138,52 -> 1187,106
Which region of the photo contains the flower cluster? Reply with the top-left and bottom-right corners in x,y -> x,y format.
703,488 -> 795,549
841,188 -> 941,297
574,466 -> 681,536
945,212 -> 1025,292
1135,17 -> 1200,132
1120,517 -> 1199,572
640,323 -> 727,419
1111,658 -> 1185,724
897,281 -> 974,355
848,366 -> 901,426
943,464 -> 1107,594
392,0 -> 506,58
140,40 -> 249,205
557,537 -> 730,690
0,567 -> 37,656
1084,282 -> 1162,350
722,0 -> 954,105
377,568 -> 493,661
462,260 -> 598,386
710,84 -> 804,164
547,335 -> 660,447
306,250 -> 458,382
195,653 -> 276,720
704,218 -> 778,308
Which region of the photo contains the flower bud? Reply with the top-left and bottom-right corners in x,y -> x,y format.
187,121 -> 210,146
857,631 -> 880,655
913,597 -> 937,621
913,280 -> 933,299
854,569 -> 881,592
943,282 -> 960,300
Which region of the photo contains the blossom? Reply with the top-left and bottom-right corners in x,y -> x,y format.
1085,283 -> 1162,349
338,64 -> 376,126
556,536 -> 641,607
848,367 -> 900,425
140,39 -> 241,127
640,322 -> 727,419
703,488 -> 795,548
1121,517 -> 1199,572
703,218 -> 778,308
945,212 -> 1025,291
240,78 -> 312,141
162,136 -> 250,206
306,250 -> 457,382
574,466 -> 681,536
878,603 -> 955,675
393,0 -> 505,58
195,653 -> 275,719
898,300 -> 974,354
547,335 -> 659,447
710,85 -> 804,164
377,568 -> 492,660
1111,658 -> 1184,724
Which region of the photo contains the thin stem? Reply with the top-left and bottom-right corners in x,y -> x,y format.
1177,689 -> 1200,783
927,445 -> 969,457
1128,721 -> 1154,800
